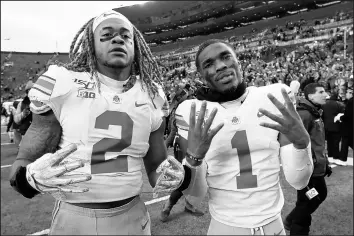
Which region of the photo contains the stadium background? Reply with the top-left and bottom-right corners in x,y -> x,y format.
1,0 -> 353,235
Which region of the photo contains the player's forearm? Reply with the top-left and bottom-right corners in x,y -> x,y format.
9,111 -> 62,180
181,159 -> 208,205
173,132 -> 208,200
280,143 -> 313,190
145,148 -> 169,188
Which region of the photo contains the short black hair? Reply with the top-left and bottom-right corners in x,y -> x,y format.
185,83 -> 191,90
13,101 -> 20,109
195,39 -> 236,72
304,83 -> 324,100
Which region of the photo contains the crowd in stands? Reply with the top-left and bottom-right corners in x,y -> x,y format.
1,52 -> 58,101
0,8 -> 353,166
160,18 -> 352,108
1,10 -> 353,116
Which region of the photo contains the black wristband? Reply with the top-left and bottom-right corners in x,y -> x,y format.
177,165 -> 192,192
9,166 -> 40,199
186,151 -> 203,162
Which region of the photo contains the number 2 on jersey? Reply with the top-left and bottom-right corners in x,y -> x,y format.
231,130 -> 258,189
91,111 -> 133,174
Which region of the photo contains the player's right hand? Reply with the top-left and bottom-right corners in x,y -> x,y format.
26,144 -> 92,194
186,101 -> 224,164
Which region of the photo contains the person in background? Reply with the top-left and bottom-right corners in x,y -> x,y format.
290,80 -> 301,105
14,81 -> 33,138
5,96 -> 15,143
322,91 -> 345,165
335,87 -> 353,166
284,83 -> 332,235
11,101 -> 22,147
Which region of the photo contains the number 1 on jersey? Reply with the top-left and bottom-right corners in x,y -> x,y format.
231,130 -> 258,189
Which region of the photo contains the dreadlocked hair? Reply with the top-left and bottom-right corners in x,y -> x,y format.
53,17 -> 163,100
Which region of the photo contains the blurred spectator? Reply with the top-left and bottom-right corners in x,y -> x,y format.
14,81 -> 33,138
11,101 -> 22,147
5,96 -> 15,143
290,80 -> 301,96
336,87 -> 353,166
322,92 -> 345,163
285,83 -> 331,235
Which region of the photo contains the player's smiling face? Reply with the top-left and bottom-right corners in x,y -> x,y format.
94,18 -> 134,69
198,42 -> 243,93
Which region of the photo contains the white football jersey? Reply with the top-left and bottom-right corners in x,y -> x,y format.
29,65 -> 168,203
175,84 -> 293,228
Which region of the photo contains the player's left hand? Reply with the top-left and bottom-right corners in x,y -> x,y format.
153,155 -> 185,198
258,88 -> 310,149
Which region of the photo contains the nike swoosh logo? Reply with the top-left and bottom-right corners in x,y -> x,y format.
142,218 -> 149,230
135,102 -> 148,107
257,111 -> 264,118
274,229 -> 284,235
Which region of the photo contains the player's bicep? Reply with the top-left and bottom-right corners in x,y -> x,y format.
144,118 -> 168,175
9,110 -> 62,179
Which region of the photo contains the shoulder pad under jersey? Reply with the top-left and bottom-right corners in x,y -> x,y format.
29,65 -> 74,114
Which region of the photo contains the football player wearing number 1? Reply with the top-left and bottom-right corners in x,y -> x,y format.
8,10 -> 183,235
173,39 -> 314,235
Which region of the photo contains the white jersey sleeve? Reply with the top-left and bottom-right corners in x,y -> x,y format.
28,65 -> 73,115
268,84 -> 313,190
151,85 -> 169,132
174,99 -> 194,139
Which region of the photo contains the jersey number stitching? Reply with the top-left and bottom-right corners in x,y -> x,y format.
91,110 -> 133,174
231,130 -> 258,189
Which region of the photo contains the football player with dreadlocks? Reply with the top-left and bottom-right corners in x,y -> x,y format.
8,11 -> 223,235
172,39 -> 314,235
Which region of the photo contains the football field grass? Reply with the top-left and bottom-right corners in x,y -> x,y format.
1,125 -> 353,235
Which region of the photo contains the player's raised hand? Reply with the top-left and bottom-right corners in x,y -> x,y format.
187,101 -> 224,162
258,88 -> 310,149
26,144 -> 92,193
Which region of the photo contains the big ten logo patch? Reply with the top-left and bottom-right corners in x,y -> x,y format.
77,89 -> 96,99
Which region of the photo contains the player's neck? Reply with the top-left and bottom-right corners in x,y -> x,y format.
97,64 -> 131,82
196,81 -> 247,103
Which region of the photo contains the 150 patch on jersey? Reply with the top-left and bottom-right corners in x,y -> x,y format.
77,89 -> 96,99
73,78 -> 96,90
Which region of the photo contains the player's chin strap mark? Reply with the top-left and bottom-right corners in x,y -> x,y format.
196,81 -> 247,103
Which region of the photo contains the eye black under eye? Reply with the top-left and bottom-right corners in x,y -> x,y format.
102,33 -> 113,37
203,63 -> 211,68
